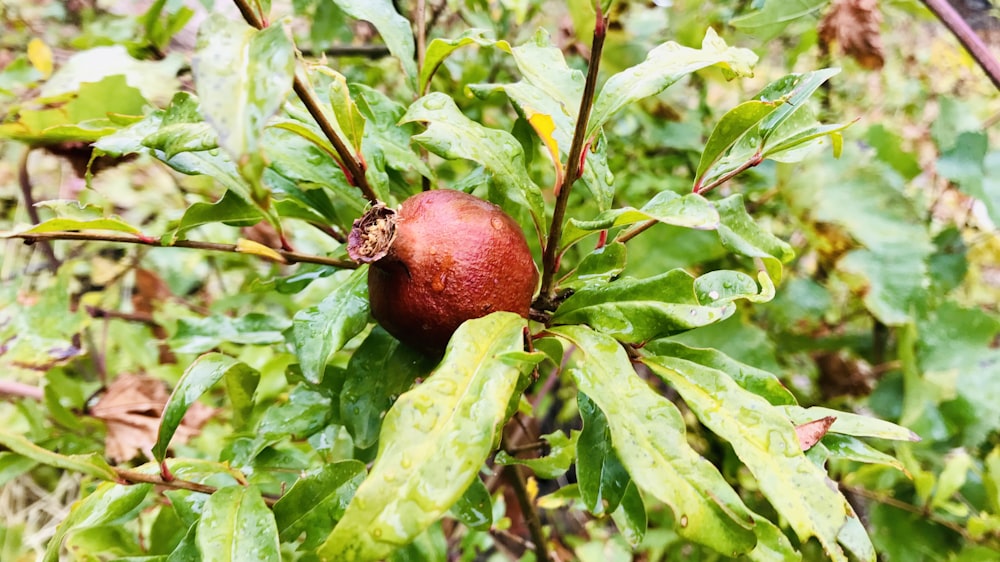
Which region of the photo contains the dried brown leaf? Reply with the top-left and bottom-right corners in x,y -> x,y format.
819,0 -> 885,70
795,416 -> 837,451
91,374 -> 213,463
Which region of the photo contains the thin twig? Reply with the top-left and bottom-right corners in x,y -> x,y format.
113,467 -> 280,507
921,0 -> 1000,91
299,45 -> 391,59
506,464 -> 550,562
17,149 -> 60,271
415,0 -> 427,74
231,0 -> 378,203
5,231 -> 358,269
842,484 -> 970,540
0,380 -> 44,401
537,10 -> 608,304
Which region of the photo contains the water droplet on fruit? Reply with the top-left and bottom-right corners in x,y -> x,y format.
432,274 -> 446,292
491,217 -> 503,230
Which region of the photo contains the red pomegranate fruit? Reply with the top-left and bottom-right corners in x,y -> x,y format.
347,190 -> 538,352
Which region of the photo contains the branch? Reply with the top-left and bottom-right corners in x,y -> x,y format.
506,464 -> 550,562
299,45 -> 391,59
921,0 -> 1000,91
842,484 -> 971,541
114,467 -> 280,507
231,0 -> 379,203
0,380 -> 44,401
4,231 -> 358,269
17,149 -> 60,271
537,10 -> 608,304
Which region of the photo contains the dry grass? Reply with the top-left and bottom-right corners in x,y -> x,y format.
0,472 -> 80,560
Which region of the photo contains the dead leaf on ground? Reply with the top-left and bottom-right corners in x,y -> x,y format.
819,0 -> 885,70
90,373 -> 214,463
795,416 -> 837,451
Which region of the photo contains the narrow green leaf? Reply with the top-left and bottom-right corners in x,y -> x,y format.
697,100 -> 776,181
273,461 -> 367,549
171,313 -> 290,354
550,326 -> 758,555
577,392 -> 630,516
192,14 -> 294,161
643,340 -> 796,406
450,477 -> 493,532
196,486 -> 280,562
560,242 -> 627,292
644,355 -> 850,560
0,452 -> 37,487
401,93 -> 545,235
170,189 -> 261,242
822,434 -> 906,472
587,28 -> 757,138
290,266 -> 370,384
610,482 -> 646,547
747,515 -> 801,562
333,0 -> 417,89
551,269 -> 739,344
731,0 -> 827,41
781,406 -> 920,442
17,217 -> 142,236
566,191 -> 719,249
836,508 -> 876,562
153,353 -> 260,462
352,83 -> 433,179
340,327 -> 437,449
0,431 -> 115,481
421,29 -> 505,94
318,312 -> 530,561
495,430 -> 578,478
327,71 -> 365,153
716,194 -> 793,283
43,482 -> 152,562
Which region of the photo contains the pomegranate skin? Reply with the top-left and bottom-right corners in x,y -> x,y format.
358,190 -> 538,352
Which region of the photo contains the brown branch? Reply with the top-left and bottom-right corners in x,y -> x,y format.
231,0 -> 378,203
506,464 -> 550,562
537,10 -> 608,305
842,484 -> 970,541
921,0 -> 1000,91
17,149 -> 60,271
299,45 -> 391,59
4,231 -> 358,269
114,467 -> 280,507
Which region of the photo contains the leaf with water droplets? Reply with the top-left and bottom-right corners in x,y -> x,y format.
550,326 -> 758,555
577,392 -> 630,516
564,191 -> 719,250
318,312 -> 531,561
43,482 -> 152,562
587,28 -> 757,139
495,430 -> 578,478
196,486 -> 280,562
644,355 -> 852,561
781,405 -> 920,442
333,0 -> 417,89
716,194 -> 794,284
273,461 -> 367,550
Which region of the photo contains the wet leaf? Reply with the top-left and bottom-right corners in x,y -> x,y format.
0,431 -> 115,481
171,189 -> 263,242
421,29 -> 504,94
172,313 -> 291,354
449,477 -> 493,532
153,353 -> 260,462
550,326 -> 758,555
495,430 -> 578,478
273,461 -> 367,549
318,312 -> 530,561
196,486 -> 280,562
731,0 -> 828,41
822,434 -> 906,472
43,482 -> 152,562
782,406 -> 920,442
716,194 -> 794,283
560,242 -> 628,292
645,355 -> 850,560
587,28 -> 757,138
334,0 -> 417,89
289,267 -> 370,384
566,191 -> 719,249
610,482 -> 646,547
577,392 -> 630,515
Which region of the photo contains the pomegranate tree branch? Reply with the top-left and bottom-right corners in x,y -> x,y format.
4,230 -> 358,269
0,380 -> 44,401
113,467 -> 280,507
921,0 -> 1000,91
231,0 -> 378,203
17,150 -> 60,271
506,464 -> 550,562
537,10 -> 607,303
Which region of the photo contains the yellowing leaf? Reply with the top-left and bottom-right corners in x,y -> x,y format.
236,238 -> 286,263
528,112 -> 564,185
27,38 -> 53,78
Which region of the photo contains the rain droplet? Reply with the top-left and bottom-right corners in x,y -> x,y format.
401,455 -> 412,469
490,217 -> 503,230
431,274 -> 446,292
679,514 -> 689,527
708,290 -> 720,300
371,527 -> 382,538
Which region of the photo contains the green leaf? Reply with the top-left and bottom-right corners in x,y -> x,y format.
273,461 -> 367,550
401,93 -> 546,235
318,312 -> 530,561
731,0 -> 827,41
196,486 -> 280,562
822,435 -> 906,472
716,194 -> 793,283
340,327 -> 437,449
587,28 -> 757,139
644,355 -> 851,560
643,340 -> 796,406
781,406 -> 920,442
566,191 -> 719,249
334,0 -> 417,89
171,313 -> 291,354
495,430 -> 578,478
192,14 -> 294,162
327,71 -> 366,153
0,431 -> 115,481
421,29 -> 504,94
170,189 -> 262,242
0,452 -> 37,487
552,269 -> 747,343
352,83 -> 433,180
13,216 -> 143,236
153,353 -> 261,462
43,482 -> 152,562
290,266 -> 370,384
550,326 -> 758,555
449,477 -> 493,532
561,242 -> 627,291
697,100 -> 776,181
610,482 -> 646,548
577,392 -> 630,516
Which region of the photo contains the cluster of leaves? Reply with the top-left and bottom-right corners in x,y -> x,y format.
2,0 -> 999,560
